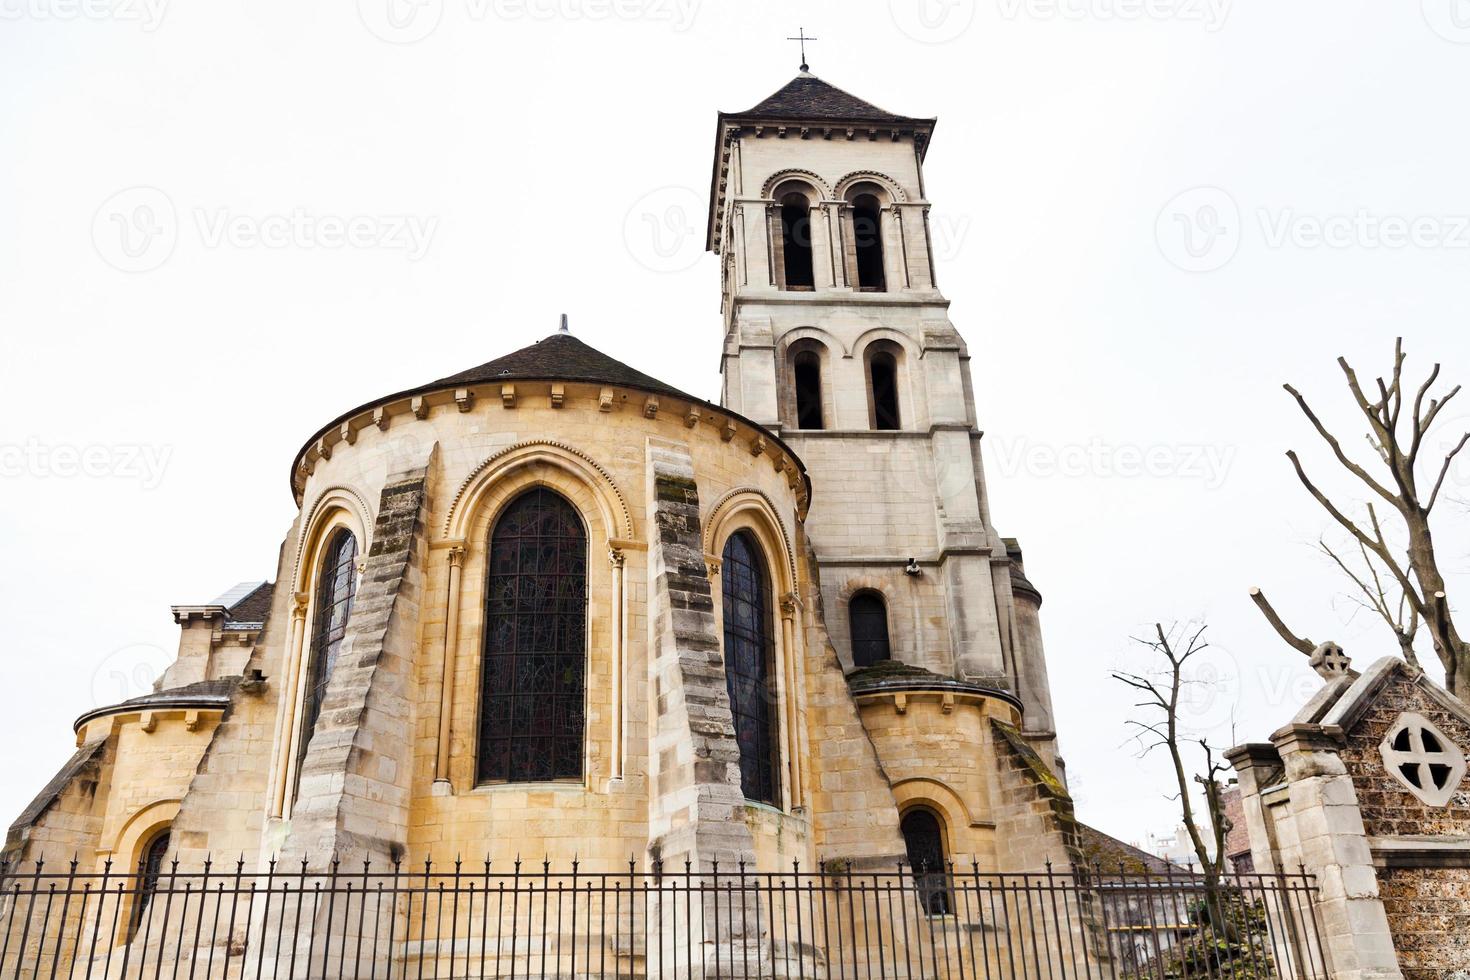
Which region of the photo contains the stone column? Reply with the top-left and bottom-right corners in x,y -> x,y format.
267,592 -> 310,818
433,545 -> 464,788
609,545 -> 627,782
1270,723 -> 1403,980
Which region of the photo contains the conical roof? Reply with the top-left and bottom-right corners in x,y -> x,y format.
432,332 -> 698,402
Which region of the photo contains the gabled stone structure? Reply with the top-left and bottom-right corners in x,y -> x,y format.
1229,656 -> 1470,979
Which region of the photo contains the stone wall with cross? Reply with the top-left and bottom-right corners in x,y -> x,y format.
1227,655 -> 1470,979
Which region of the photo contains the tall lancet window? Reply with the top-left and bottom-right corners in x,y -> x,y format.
720,531 -> 782,806
849,591 -> 891,667
793,349 -> 824,430
869,350 -> 902,430
478,487 -> 587,784
780,193 -> 815,290
297,528 -> 358,789
852,194 -> 887,292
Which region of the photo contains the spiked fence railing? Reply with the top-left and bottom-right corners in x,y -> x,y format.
0,856 -> 1327,979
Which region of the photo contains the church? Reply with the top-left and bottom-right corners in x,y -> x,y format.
3,69 -> 1099,977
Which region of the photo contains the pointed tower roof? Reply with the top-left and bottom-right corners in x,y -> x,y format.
734,71 -> 916,123
706,72 -> 936,252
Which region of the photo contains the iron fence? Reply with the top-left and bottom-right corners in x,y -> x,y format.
0,857 -> 1327,979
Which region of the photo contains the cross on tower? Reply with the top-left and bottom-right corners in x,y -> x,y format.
786,28 -> 818,72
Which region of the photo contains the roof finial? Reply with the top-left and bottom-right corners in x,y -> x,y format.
559,313 -> 569,334
786,27 -> 818,73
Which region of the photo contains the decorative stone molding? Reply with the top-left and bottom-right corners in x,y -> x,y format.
500,385 -> 516,409
340,422 -> 356,446
598,387 -> 615,412
701,486 -> 798,588
760,168 -> 832,200
550,384 -> 565,409
293,486 -> 373,590
455,388 -> 474,412
643,396 -> 659,419
443,440 -> 633,541
292,486 -> 373,590
373,407 -> 390,431
411,396 -> 428,420
833,170 -> 907,203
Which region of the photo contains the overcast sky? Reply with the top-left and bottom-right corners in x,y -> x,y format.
3,0 -> 1469,853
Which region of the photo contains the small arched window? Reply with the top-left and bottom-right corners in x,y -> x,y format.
478,487 -> 587,784
852,194 -> 886,292
720,531 -> 781,806
901,808 -> 952,915
793,349 -> 824,430
297,528 -> 358,790
869,350 -> 902,431
849,591 -> 891,667
129,828 -> 171,938
780,193 -> 815,291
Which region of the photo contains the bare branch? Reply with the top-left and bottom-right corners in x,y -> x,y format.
1283,383 -> 1398,506
1427,430 -> 1470,515
1248,587 -> 1315,655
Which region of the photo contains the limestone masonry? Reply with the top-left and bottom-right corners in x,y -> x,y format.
6,69 -> 1082,933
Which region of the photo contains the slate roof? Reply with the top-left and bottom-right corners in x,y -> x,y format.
74,678 -> 236,732
432,333 -> 699,403
223,581 -> 273,628
731,71 -> 922,123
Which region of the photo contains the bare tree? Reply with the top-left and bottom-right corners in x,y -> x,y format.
1256,339 -> 1468,695
1112,623 -> 1232,891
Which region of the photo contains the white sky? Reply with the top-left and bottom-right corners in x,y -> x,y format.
3,0 -> 1469,856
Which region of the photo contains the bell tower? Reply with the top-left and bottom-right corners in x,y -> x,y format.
707,70 -> 1062,753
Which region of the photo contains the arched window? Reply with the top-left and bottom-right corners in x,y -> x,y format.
852,194 -> 886,292
849,591 -> 891,667
780,193 -> 815,291
901,808 -> 952,915
297,528 -> 358,790
869,350 -> 901,430
720,531 -> 781,806
129,828 -> 171,938
793,349 -> 824,430
478,487 -> 587,784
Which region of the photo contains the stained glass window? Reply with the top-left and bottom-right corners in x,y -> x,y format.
478,488 -> 587,784
901,808 -> 952,915
849,591 -> 891,667
129,829 -> 171,937
720,531 -> 781,806
297,528 -> 358,790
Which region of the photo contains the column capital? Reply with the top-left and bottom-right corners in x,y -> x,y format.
447,546 -> 466,568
